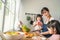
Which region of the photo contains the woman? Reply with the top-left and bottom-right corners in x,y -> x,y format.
40,7 -> 54,38
41,7 -> 54,24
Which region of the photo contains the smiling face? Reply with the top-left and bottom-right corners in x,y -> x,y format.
42,10 -> 50,17
36,17 -> 41,21
47,20 -> 60,34
47,27 -> 56,34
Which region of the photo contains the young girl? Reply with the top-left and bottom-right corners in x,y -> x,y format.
33,14 -> 43,32
47,20 -> 60,40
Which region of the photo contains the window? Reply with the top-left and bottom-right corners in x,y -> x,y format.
0,0 -> 4,32
0,0 -> 21,32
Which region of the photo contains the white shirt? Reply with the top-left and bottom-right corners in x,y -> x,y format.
34,25 -> 41,30
33,21 -> 42,30
45,17 -> 54,24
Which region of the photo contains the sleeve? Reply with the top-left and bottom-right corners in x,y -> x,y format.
50,17 -> 54,21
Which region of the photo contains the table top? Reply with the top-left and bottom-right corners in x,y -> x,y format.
3,31 -> 47,40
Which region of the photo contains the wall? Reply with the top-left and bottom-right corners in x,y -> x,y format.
19,0 -> 60,27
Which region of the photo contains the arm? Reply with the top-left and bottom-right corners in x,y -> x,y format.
33,22 -> 37,27
40,31 -> 50,35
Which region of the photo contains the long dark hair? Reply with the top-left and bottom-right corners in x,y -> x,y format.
36,14 -> 44,24
41,7 -> 51,17
47,20 -> 60,34
41,7 -> 49,14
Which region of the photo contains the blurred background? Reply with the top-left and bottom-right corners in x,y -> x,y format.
0,0 -> 60,35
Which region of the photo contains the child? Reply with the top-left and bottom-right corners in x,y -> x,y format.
47,20 -> 60,40
33,14 -> 43,32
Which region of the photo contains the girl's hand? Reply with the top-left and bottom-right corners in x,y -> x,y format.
38,22 -> 43,26
33,22 -> 38,27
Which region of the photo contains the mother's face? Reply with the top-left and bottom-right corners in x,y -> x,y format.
42,10 -> 49,17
